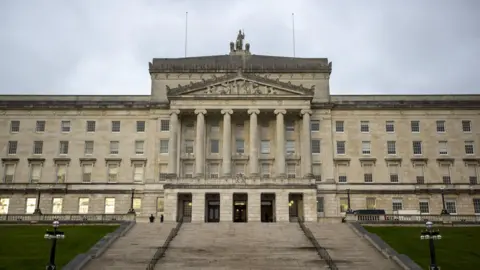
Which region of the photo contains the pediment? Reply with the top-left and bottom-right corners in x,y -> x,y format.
166,73 -> 315,97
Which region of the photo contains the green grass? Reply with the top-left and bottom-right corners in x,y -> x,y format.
364,226 -> 480,270
0,224 -> 119,270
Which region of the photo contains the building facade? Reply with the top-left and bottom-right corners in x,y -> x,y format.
1,35 -> 480,222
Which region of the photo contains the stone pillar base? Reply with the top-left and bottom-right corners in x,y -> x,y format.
345,213 -> 357,222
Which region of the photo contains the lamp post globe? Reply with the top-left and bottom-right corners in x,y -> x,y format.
420,221 -> 441,270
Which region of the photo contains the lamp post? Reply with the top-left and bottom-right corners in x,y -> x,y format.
420,221 -> 441,270
44,220 -> 65,270
440,188 -> 449,215
127,188 -> 136,214
33,189 -> 42,215
346,189 -> 353,214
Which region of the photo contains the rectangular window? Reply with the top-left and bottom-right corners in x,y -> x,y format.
419,200 -> 430,214
61,121 -> 71,132
159,139 -> 169,154
337,164 -> 347,183
366,197 -> 376,210
441,164 -> 451,184
285,121 -> 295,132
10,120 -> 20,132
385,121 -> 395,133
160,119 -> 170,131
311,139 -> 321,154
363,164 -> 373,183
468,164 -> 478,185
412,141 -> 422,155
25,198 -> 36,214
184,163 -> 194,178
335,121 -> 344,132
136,121 -> 146,132
185,140 -> 194,154
317,197 -> 324,213
84,141 -> 94,155
33,141 -> 43,155
159,163 -> 168,180
339,197 -> 348,213
287,164 -> 296,178
133,164 -> 144,182
56,164 -> 67,183
411,120 -> 420,132
210,120 -> 220,133
310,120 -> 320,132
4,164 -> 15,183
59,141 -> 69,155
236,139 -> 244,154
336,141 -> 346,155
462,120 -> 472,132
360,121 -> 370,132
389,164 -> 399,183
105,198 -> 115,214
157,198 -> 164,212
30,164 -> 42,183
387,141 -> 396,155
415,164 -> 425,184
436,120 -> 446,133
285,140 -> 295,154
78,198 -> 89,214
210,139 -> 219,154
108,164 -> 119,182
260,140 -> 270,154
7,141 -> 18,155
109,141 -> 119,155
86,121 -> 96,132
52,198 -> 63,214
313,164 -> 322,182
111,121 -> 121,132
473,199 -> 480,214
133,198 -> 142,214
392,198 -> 403,212
361,141 -> 371,155
465,141 -> 475,155
209,163 -> 219,178
36,121 -> 46,132
0,198 -> 10,214
438,141 -> 448,155
445,200 -> 457,214
82,164 -> 93,182
261,163 -> 270,178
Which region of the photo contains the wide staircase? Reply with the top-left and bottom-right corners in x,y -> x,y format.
84,222 -> 176,270
306,223 -> 400,270
155,222 -> 327,270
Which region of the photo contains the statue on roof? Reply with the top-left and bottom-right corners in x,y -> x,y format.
235,29 -> 245,51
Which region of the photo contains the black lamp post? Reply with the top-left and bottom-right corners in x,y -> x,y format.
33,189 -> 42,215
346,189 -> 353,214
44,220 -> 65,270
440,188 -> 449,215
420,221 -> 441,270
127,188 -> 136,214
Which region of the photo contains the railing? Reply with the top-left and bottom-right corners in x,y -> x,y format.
297,218 -> 338,270
0,214 -> 136,223
146,216 -> 184,270
354,214 -> 480,224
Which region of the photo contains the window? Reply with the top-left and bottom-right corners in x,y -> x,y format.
160,140 -> 169,154
392,198 -> 403,212
78,198 -> 89,214
311,140 -> 321,154
136,121 -> 146,132
209,164 -> 219,178
105,198 -> 115,214
157,197 -> 164,212
84,141 -> 94,155
184,163 -> 194,178
33,141 -> 43,155
285,121 -> 295,132
336,141 -> 346,155
86,121 -> 96,132
363,164 -> 373,183
0,198 -> 10,214
337,164 -> 347,183
36,121 -> 46,132
56,164 -> 67,183
415,164 -> 425,184
185,140 -> 194,154
335,121 -> 344,132
235,164 -> 245,175
260,140 -> 270,154
133,164 -> 144,182
313,164 -> 322,182
468,164 -> 478,185
286,140 -> 295,154
235,123 -> 244,137
108,163 -> 119,182
210,139 -> 219,154
160,120 -> 170,131
389,164 -> 399,183
261,163 -> 270,178
82,164 -> 93,182
133,198 -> 142,214
185,121 -> 194,132
109,141 -> 119,155
30,164 -> 42,183
385,121 -> 395,132
25,198 -> 37,214
317,197 -> 324,213
3,164 -> 15,183
10,120 -> 20,132
361,141 -> 371,155
387,141 -> 396,155
441,164 -> 451,184
59,141 -> 69,155
366,197 -> 376,210
236,139 -> 244,154
111,121 -> 121,132
7,141 -> 17,155
210,120 -> 220,133
411,120 -> 420,132
462,120 -> 472,132
339,197 -> 348,213
465,141 -> 475,155
61,121 -> 71,132
159,163 -> 168,180
360,121 -> 369,132
473,199 -> 480,214
445,200 -> 457,214
311,120 -> 320,132
412,141 -> 422,155
287,164 -> 296,178
419,200 -> 430,214
436,120 -> 446,133
52,198 -> 63,214
438,141 -> 448,155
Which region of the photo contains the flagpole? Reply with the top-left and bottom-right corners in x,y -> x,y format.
292,13 -> 296,57
184,12 -> 188,57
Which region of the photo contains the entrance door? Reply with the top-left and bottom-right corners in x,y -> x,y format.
261,200 -> 273,222
233,201 -> 247,223
207,201 -> 220,222
182,200 -> 192,222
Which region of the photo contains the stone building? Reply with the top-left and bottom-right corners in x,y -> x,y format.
1,32 -> 480,222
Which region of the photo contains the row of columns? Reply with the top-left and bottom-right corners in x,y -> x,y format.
167,109 -> 313,178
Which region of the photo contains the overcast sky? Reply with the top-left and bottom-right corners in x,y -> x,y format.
0,0 -> 479,95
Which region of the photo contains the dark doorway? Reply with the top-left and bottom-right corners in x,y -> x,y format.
206,193 -> 220,223
261,193 -> 276,222
177,193 -> 192,222
233,193 -> 248,223
288,193 -> 304,222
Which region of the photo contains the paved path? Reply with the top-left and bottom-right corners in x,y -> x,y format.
84,222 -> 175,270
156,223 -> 327,270
306,223 -> 400,270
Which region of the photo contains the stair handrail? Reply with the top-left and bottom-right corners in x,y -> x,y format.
297,218 -> 338,270
146,217 -> 184,270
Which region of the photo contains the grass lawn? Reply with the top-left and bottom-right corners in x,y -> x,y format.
0,224 -> 119,270
365,226 -> 480,270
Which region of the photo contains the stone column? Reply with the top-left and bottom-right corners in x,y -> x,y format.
195,109 -> 207,177
191,192 -> 205,223
247,191 -> 261,222
276,191 -> 289,222
274,109 -> 287,177
248,109 -> 260,176
168,110 -> 180,176
221,109 -> 233,177
301,109 -> 313,178
220,192 -> 233,222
